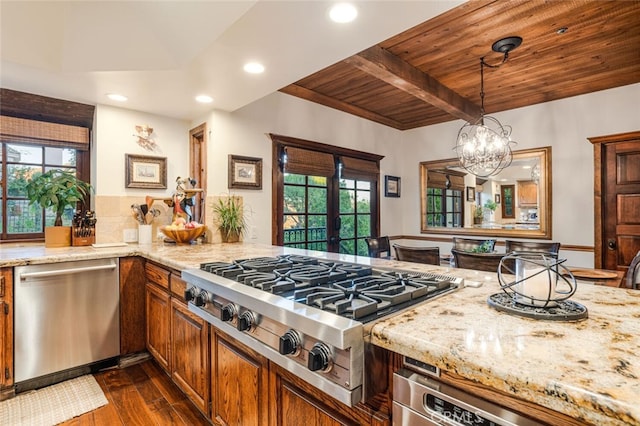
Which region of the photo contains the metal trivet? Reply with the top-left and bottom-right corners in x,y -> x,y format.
487,293 -> 588,321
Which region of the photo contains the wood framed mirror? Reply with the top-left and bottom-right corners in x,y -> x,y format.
420,147 -> 552,239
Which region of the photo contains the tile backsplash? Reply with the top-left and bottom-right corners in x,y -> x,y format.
94,195 -> 243,244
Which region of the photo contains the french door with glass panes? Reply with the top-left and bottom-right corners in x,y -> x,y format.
282,173 -> 374,256
272,134 -> 382,257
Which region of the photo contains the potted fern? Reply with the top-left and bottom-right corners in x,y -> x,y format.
212,195 -> 247,243
25,169 -> 92,247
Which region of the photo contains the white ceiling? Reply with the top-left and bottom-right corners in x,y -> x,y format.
0,0 -> 463,121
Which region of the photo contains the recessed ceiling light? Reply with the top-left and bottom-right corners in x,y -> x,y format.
556,27 -> 568,35
329,3 -> 357,23
243,62 -> 265,74
195,95 -> 213,103
522,165 -> 532,169
106,93 -> 127,102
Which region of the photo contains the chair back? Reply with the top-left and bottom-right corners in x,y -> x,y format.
365,236 -> 391,258
452,237 -> 496,252
627,250 -> 640,290
393,245 -> 440,265
505,240 -> 561,258
451,249 -> 505,273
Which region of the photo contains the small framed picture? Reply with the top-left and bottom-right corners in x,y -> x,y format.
466,186 -> 475,202
125,154 -> 167,189
495,194 -> 501,204
229,155 -> 262,190
385,175 -> 401,197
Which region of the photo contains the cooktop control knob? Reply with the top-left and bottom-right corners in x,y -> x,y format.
184,287 -> 197,302
221,304 -> 236,322
237,311 -> 256,332
279,330 -> 302,356
194,291 -> 208,307
308,343 -> 332,372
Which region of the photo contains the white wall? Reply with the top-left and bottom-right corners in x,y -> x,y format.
195,92 -> 404,243
94,104 -> 191,197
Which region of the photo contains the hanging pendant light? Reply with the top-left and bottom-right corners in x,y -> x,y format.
454,37 -> 522,178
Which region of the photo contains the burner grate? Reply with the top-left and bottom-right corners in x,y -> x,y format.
198,257 -> 462,322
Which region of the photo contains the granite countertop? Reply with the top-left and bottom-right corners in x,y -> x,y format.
2,242 -> 638,425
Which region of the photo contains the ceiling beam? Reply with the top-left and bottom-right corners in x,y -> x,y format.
345,45 -> 481,123
279,84 -> 406,129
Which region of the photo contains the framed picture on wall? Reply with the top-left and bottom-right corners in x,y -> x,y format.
229,155 -> 262,189
125,154 -> 167,189
466,186 -> 476,202
385,175 -> 401,197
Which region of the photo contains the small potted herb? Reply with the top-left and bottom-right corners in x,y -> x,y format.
25,169 -> 92,247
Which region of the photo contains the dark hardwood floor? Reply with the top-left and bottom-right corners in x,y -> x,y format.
60,360 -> 210,425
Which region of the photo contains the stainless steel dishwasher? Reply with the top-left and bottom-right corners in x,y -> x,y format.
14,257 -> 120,392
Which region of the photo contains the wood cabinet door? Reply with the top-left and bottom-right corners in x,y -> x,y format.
145,282 -> 171,371
119,257 -> 146,355
517,180 -> 537,207
211,330 -> 269,426
0,268 -> 13,392
171,298 -> 209,414
279,383 -> 348,426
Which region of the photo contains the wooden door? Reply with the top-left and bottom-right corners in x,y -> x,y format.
211,330 -> 269,426
591,131 -> 640,275
145,282 -> 171,371
189,123 -> 207,224
171,298 -> 209,413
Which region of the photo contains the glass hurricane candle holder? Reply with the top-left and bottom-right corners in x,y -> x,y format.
497,252 -> 577,308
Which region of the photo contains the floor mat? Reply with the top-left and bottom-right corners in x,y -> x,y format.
0,375 -> 108,425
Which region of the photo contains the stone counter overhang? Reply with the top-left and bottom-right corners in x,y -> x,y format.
2,242 -> 638,426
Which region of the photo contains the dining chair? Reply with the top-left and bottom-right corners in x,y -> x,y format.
452,237 -> 496,253
451,249 -> 505,273
505,240 -> 561,257
626,250 -> 640,290
365,236 -> 391,258
393,244 -> 440,265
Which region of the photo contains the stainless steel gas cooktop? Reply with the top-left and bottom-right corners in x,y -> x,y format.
182,254 -> 463,406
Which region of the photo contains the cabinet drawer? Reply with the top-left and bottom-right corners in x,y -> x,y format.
170,274 -> 188,301
145,263 -> 170,289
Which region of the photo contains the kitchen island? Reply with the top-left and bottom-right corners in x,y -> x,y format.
1,242 -> 638,425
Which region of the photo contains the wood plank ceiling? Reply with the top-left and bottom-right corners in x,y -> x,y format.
280,0 -> 640,130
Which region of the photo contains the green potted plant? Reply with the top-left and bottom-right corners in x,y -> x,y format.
212,195 -> 247,243
484,199 -> 497,213
472,205 -> 484,225
25,169 -> 92,247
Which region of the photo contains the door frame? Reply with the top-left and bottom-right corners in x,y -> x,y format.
589,130 -> 640,268
189,123 -> 207,224
270,134 -> 383,249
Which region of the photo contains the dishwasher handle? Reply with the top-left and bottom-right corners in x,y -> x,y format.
19,263 -> 117,280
